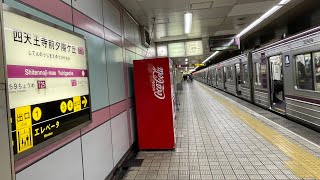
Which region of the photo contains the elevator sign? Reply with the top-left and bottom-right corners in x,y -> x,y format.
3,10 -> 91,155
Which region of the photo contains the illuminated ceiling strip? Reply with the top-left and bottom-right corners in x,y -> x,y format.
198,0 -> 292,70
184,13 -> 192,34
202,51 -> 219,64
236,0 -> 292,38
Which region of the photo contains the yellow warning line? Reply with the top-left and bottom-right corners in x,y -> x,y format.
199,83 -> 320,180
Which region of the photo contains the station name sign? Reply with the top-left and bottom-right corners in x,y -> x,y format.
3,10 -> 91,156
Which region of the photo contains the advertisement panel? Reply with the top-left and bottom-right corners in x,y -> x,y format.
133,58 -> 175,150
3,10 -> 91,156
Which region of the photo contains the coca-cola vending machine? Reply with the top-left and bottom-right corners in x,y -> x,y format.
133,57 -> 176,150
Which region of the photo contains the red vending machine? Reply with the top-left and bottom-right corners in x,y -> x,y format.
133,57 -> 176,150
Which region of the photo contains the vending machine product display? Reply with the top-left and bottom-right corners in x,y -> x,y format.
133,57 -> 176,150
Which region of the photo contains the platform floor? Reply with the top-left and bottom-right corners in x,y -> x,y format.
123,82 -> 320,180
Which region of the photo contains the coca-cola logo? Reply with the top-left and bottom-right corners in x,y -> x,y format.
152,66 -> 165,100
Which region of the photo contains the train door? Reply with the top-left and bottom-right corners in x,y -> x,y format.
235,63 -> 241,95
223,66 -> 227,90
269,55 -> 285,113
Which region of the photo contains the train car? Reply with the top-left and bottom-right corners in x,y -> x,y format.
207,66 -> 213,86
221,53 -> 253,101
196,26 -> 320,131
216,64 -> 225,90
252,26 -> 320,129
220,58 -> 237,95
211,65 -> 217,87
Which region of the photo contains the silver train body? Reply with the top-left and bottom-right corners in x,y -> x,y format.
195,26 -> 320,131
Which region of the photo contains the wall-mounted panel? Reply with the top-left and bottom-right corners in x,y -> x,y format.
129,107 -> 136,144
105,41 -> 126,104
72,0 -> 103,25
123,13 -> 135,44
20,0 -> 73,24
126,50 -> 135,97
111,112 -> 130,165
82,121 -> 113,180
102,0 -> 121,35
75,28 -> 109,111
16,139 -> 83,180
61,0 -> 71,5
4,0 -> 72,30
134,23 -> 142,49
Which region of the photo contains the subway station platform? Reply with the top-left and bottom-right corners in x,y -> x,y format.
123,81 -> 320,180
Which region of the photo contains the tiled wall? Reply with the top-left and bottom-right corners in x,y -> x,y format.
4,0 -> 156,179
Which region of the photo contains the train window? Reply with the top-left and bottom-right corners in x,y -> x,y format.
269,55 -> 282,81
212,69 -> 216,80
313,52 -> 320,91
295,53 -> 314,90
217,69 -> 221,80
243,64 -> 248,83
255,62 -> 261,85
227,66 -> 233,81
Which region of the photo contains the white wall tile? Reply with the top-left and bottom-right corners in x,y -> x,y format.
16,139 -> 83,180
111,112 -> 130,165
72,0 -> 103,24
103,0 -> 121,35
82,122 -> 114,180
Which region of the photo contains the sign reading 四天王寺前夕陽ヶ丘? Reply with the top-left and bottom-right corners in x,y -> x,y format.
3,10 -> 91,156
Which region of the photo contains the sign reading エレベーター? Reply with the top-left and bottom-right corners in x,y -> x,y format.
3,10 -> 91,155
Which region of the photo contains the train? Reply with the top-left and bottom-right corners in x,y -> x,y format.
194,26 -> 320,131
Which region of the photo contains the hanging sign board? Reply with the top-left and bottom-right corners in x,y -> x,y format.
3,10 -> 91,156
209,35 -> 240,51
168,42 -> 185,57
185,40 -> 203,56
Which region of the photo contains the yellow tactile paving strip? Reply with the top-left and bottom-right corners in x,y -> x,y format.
199,83 -> 320,180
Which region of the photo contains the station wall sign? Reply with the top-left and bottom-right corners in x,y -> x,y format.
3,10 -> 91,156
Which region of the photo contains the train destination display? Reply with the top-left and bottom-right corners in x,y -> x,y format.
3,10 -> 91,155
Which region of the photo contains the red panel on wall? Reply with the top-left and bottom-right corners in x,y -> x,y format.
72,9 -> 104,39
21,0 -> 73,24
133,58 -> 176,150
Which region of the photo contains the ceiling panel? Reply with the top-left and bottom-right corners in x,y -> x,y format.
215,29 -> 241,36
228,1 -> 278,16
193,6 -> 233,19
219,13 -> 262,30
190,1 -> 213,10
236,0 -> 280,5
212,0 -> 237,8
119,0 -> 290,43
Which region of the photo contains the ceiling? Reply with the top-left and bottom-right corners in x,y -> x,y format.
117,0 -> 282,42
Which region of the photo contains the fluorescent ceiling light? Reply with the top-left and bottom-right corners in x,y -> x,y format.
185,58 -> 188,61
185,61 -> 188,64
202,51 -> 219,64
236,0 -> 291,38
195,0 -> 292,73
184,13 -> 192,34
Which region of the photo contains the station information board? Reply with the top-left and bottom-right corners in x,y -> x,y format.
3,10 -> 91,156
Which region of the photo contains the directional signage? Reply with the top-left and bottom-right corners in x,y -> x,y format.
186,41 -> 203,56
3,10 -> 91,155
194,63 -> 205,67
